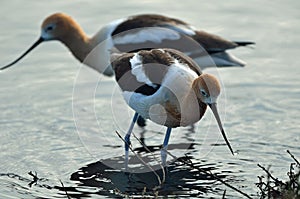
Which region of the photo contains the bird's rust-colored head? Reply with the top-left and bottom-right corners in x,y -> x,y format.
41,13 -> 86,42
193,73 -> 221,104
193,73 -> 234,155
0,13 -> 88,70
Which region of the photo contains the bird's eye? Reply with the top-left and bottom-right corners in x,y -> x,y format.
200,89 -> 208,97
46,25 -> 54,31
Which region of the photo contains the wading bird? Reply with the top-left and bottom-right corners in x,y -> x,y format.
1,13 -> 254,74
111,48 -> 234,170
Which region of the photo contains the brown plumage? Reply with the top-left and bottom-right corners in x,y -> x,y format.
1,13 -> 254,74
112,48 -> 234,169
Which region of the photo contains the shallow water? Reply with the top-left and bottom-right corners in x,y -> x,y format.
0,0 -> 300,198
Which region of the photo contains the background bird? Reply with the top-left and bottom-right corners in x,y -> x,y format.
1,13 -> 254,73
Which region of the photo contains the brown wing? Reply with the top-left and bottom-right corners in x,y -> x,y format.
163,48 -> 202,75
112,14 -> 190,36
191,30 -> 238,53
112,51 -> 161,96
111,48 -> 202,96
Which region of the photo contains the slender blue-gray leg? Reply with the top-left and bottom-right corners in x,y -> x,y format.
124,112 -> 139,171
161,127 -> 172,167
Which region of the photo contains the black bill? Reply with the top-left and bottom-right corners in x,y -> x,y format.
1,37 -> 44,70
209,103 -> 234,155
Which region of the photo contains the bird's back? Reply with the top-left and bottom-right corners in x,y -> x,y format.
110,14 -> 253,68
112,48 -> 206,127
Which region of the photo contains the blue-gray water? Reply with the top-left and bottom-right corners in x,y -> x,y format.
0,0 -> 299,198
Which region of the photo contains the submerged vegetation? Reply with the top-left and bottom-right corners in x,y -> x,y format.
113,132 -> 300,198
256,150 -> 300,199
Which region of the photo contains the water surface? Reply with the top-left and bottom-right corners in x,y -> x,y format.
0,0 -> 299,198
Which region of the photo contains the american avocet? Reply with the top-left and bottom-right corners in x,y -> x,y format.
111,48 -> 234,169
1,13 -> 254,74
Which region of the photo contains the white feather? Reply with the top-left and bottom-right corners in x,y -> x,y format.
162,59 -> 197,85
113,27 -> 180,44
122,89 -> 169,124
167,24 -> 196,36
130,53 -> 157,88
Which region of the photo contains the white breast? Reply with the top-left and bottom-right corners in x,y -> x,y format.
85,18 -> 126,75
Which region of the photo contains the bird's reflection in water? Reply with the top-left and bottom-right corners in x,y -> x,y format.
68,155 -> 226,198
64,127 -> 231,198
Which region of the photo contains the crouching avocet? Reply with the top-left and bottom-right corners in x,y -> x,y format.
111,48 -> 234,170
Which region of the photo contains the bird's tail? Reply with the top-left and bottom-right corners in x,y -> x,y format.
234,41 -> 255,47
